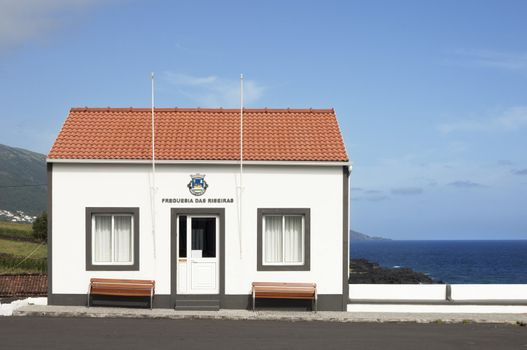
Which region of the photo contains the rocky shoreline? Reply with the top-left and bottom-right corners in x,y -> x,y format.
349,258 -> 442,284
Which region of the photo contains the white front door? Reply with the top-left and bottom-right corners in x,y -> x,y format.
177,215 -> 219,294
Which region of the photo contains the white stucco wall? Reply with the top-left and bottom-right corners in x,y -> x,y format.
348,284 -> 527,302
50,163 -> 345,296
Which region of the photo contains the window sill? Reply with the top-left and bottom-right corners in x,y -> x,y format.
86,264 -> 139,271
92,262 -> 134,266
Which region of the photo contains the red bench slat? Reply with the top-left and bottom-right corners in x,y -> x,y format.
252,282 -> 317,311
88,278 -> 155,309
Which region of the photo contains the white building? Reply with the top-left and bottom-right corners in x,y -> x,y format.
47,107 -> 350,310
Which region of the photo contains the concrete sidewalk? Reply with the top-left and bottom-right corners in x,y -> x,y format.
12,304 -> 527,325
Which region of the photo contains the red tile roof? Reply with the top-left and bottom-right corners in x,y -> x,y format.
48,108 -> 348,162
0,274 -> 47,298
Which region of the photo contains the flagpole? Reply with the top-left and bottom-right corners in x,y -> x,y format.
151,72 -> 157,259
239,73 -> 244,259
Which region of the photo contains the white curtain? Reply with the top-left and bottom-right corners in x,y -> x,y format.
284,216 -> 303,263
264,216 -> 283,263
114,216 -> 132,262
94,216 -> 111,262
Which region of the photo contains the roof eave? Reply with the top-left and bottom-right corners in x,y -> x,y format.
46,158 -> 350,167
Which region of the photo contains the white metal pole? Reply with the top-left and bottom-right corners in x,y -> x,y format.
239,73 -> 244,258
151,72 -> 157,259
348,164 -> 352,284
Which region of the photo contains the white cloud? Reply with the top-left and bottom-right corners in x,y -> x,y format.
353,194 -> 388,202
438,106 -> 527,134
448,180 -> 485,189
0,0 -> 103,52
498,160 -> 514,166
168,74 -> 219,86
512,169 -> 527,176
391,187 -> 423,195
162,72 -> 265,107
449,49 -> 527,71
353,153 -> 503,196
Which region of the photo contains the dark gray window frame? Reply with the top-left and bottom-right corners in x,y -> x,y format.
85,207 -> 140,271
257,208 -> 310,271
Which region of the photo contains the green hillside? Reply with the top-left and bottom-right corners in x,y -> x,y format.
0,144 -> 47,216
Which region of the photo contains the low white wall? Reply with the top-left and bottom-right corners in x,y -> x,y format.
347,304 -> 527,314
349,284 -> 527,302
0,297 -> 47,316
450,284 -> 527,300
349,284 -> 446,301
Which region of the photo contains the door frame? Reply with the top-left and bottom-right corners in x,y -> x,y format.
170,208 -> 225,307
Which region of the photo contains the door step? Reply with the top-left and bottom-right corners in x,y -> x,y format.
174,299 -> 220,311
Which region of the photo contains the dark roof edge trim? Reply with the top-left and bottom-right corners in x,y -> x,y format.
47,158 -> 351,166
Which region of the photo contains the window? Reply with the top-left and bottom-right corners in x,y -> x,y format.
263,215 -> 303,265
93,214 -> 132,264
179,215 -> 187,258
257,208 -> 310,271
86,208 -> 139,271
178,216 -> 217,258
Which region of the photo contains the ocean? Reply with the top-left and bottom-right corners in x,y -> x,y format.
350,240 -> 527,284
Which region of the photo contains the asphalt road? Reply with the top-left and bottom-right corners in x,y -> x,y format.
0,317 -> 525,349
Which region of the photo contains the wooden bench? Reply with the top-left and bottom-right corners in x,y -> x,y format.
88,278 -> 155,309
252,282 -> 317,311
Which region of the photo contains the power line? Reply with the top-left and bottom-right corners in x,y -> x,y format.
0,184 -> 47,188
6,241 -> 46,273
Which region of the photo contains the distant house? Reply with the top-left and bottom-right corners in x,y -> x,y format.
47,107 -> 350,310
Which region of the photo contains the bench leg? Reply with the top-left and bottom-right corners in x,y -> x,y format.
252,289 -> 255,311
87,284 -> 91,307
150,290 -> 154,310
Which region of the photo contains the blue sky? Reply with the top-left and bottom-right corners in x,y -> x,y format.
1,0 -> 526,239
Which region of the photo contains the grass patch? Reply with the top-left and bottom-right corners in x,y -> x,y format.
0,253 -> 46,273
0,238 -> 47,259
0,221 -> 33,239
0,226 -> 46,274
0,266 -> 43,275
